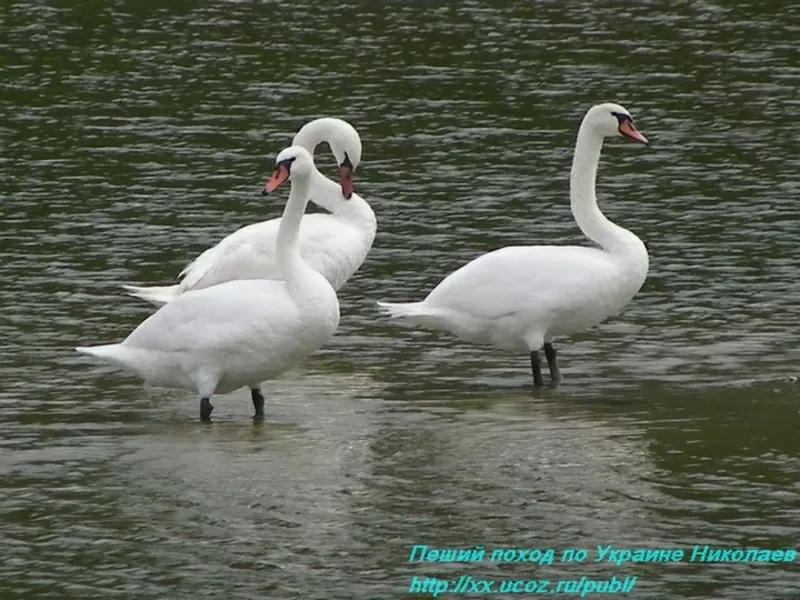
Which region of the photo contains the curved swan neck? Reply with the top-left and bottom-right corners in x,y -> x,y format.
570,126 -> 635,253
307,168 -> 344,213
292,119 -> 366,219
292,118 -> 340,159
306,169 -> 374,222
277,176 -> 313,286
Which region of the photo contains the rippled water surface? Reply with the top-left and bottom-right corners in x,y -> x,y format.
2,1 -> 799,598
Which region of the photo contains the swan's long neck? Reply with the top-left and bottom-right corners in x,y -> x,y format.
293,120 -> 343,194
307,169 -> 344,211
292,119 -> 372,222
292,119 -> 338,159
570,126 -> 639,254
306,170 -> 374,225
276,175 -> 314,288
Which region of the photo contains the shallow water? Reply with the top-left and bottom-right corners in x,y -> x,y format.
2,1 -> 799,598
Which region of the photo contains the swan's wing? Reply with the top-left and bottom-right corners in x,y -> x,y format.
176,213 -> 372,293
298,216 -> 373,290
124,280 -> 295,353
178,220 -> 282,291
424,245 -> 621,321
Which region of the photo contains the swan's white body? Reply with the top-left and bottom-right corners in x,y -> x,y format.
77,146 -> 340,411
124,118 -> 376,305
378,103 -> 649,358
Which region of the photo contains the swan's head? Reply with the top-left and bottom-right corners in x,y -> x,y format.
261,146 -> 315,195
293,117 -> 362,200
326,122 -> 361,201
586,103 -> 649,145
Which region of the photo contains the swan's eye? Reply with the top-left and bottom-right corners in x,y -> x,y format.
611,111 -> 632,124
340,152 -> 353,170
277,156 -> 297,172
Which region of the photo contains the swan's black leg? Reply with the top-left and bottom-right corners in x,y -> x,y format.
200,397 -> 214,422
251,388 -> 265,422
544,343 -> 562,384
530,351 -> 544,388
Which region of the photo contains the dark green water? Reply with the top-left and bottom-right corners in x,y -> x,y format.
2,1 -> 799,598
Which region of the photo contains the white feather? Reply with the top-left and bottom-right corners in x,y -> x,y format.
378,102 -> 650,366
78,146 -> 340,413
123,118 -> 375,305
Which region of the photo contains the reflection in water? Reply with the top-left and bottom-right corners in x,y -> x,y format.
2,0 -> 800,598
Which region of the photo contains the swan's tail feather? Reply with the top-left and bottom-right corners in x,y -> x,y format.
76,343 -> 127,364
376,300 -> 451,329
376,300 -> 428,319
121,283 -> 180,306
76,343 -> 150,380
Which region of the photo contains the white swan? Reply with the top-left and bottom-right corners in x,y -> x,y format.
377,102 -> 650,387
123,118 -> 376,305
77,146 -> 340,422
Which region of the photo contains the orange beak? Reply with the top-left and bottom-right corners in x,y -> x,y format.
339,164 -> 353,199
619,120 -> 649,145
262,165 -> 290,195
